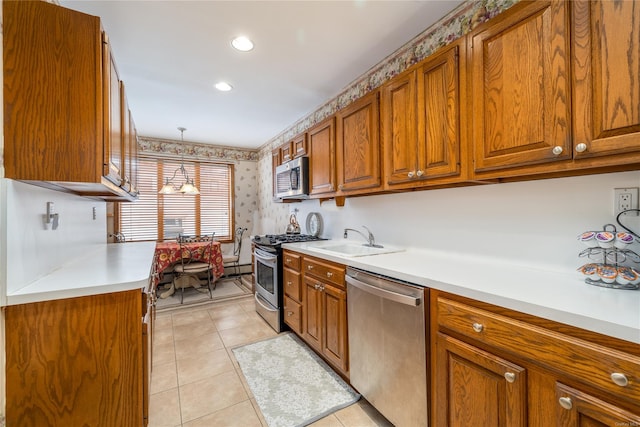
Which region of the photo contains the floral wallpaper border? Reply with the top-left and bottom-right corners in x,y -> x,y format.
258,0 -> 519,159
138,136 -> 258,162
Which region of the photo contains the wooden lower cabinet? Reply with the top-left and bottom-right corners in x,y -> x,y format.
435,333 -> 526,426
5,289 -> 150,427
431,290 -> 640,426
283,250 -> 349,378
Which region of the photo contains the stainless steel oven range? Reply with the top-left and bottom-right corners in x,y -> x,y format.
252,234 -> 323,332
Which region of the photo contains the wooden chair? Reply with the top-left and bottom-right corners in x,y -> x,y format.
223,227 -> 247,281
173,232 -> 216,303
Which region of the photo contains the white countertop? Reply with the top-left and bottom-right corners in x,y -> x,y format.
5,242 -> 156,305
283,240 -> 640,345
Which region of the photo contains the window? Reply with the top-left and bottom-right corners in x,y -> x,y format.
119,157 -> 234,242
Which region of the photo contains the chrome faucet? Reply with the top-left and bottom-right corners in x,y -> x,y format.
343,225 -> 383,248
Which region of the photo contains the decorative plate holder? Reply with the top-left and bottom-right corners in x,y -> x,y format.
578,224 -> 640,290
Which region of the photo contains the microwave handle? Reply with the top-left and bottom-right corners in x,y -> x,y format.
289,168 -> 298,191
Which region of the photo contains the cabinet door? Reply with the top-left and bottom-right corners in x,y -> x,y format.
471,0 -> 571,172
555,383 -> 640,426
434,333 -> 527,427
121,83 -> 132,193
308,117 -> 336,196
103,41 -> 123,186
417,42 -> 462,179
336,91 -> 381,193
271,148 -> 281,199
304,276 -> 323,350
129,112 -> 139,196
321,283 -> 348,374
280,141 -> 294,163
293,133 -> 308,158
572,0 -> 640,159
382,69 -> 418,186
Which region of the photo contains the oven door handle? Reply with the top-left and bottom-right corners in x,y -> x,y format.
255,293 -> 278,312
254,248 -> 278,260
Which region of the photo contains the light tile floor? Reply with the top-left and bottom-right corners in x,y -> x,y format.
149,294 -> 393,427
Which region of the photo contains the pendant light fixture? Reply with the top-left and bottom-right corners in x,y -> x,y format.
158,127 -> 200,195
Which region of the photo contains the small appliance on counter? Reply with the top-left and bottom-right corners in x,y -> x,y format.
577,223 -> 640,290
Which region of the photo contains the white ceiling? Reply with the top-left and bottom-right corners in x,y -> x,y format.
60,0 -> 463,149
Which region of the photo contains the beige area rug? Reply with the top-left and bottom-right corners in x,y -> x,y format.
156,277 -> 251,310
233,333 -> 360,427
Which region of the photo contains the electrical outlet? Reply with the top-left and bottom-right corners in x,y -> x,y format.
614,188 -> 639,216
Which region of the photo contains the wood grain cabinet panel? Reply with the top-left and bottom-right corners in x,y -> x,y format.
321,283 -> 348,374
572,0 -> 640,159
383,40 -> 465,189
3,0 -> 136,201
470,0 -> 572,173
308,117 -> 337,196
434,333 -> 527,427
555,382 -> 640,427
304,275 -> 323,350
292,133 -> 308,158
336,90 -> 381,194
5,290 -> 148,426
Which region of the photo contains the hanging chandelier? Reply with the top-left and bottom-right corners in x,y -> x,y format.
158,127 -> 200,195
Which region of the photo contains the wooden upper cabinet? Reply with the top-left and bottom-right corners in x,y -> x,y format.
104,45 -> 123,187
572,0 -> 640,159
292,133 -> 308,158
382,68 -> 418,186
417,42 -> 464,180
280,141 -> 294,164
308,117 -> 336,196
470,0 -> 572,173
383,40 -> 465,189
336,90 -> 381,194
3,1 -> 136,201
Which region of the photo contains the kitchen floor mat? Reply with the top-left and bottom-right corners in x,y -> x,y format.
232,332 -> 360,427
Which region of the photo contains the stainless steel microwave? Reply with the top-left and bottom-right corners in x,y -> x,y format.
275,156 -> 309,199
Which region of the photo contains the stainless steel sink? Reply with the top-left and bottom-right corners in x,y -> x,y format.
313,243 -> 404,257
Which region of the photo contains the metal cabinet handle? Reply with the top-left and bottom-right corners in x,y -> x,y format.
407,171 -> 415,178
338,184 -> 344,190
307,265 -> 314,270
575,143 -> 587,153
326,272 -> 333,278
314,284 -> 320,290
552,146 -> 564,156
504,372 -> 516,383
611,373 -> 629,387
285,258 -> 291,263
558,397 -> 573,410
287,281 -> 292,286
472,322 -> 484,333
287,311 -> 294,317
416,170 -> 424,177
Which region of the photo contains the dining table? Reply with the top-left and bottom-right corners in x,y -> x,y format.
152,240 -> 224,299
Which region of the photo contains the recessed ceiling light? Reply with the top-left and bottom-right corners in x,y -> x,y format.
214,81 -> 233,92
231,36 -> 254,52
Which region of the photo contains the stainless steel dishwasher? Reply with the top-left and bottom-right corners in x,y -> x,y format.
346,267 -> 427,427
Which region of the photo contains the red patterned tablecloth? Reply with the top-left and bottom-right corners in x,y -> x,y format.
152,241 -> 224,289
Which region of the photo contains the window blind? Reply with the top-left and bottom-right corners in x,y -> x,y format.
119,157 -> 233,242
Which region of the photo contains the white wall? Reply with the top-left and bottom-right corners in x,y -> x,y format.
266,171 -> 640,274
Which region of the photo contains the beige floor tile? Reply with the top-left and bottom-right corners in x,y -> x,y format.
173,319 -> 217,340
207,303 -> 246,320
217,320 -> 277,348
179,370 -> 249,423
172,308 -> 215,327
151,361 -> 178,394
233,362 -> 254,400
182,400 -> 262,427
154,326 -> 175,346
309,414 -> 344,427
148,387 -> 182,427
238,298 -> 256,313
155,314 -> 174,329
249,398 -> 267,426
153,341 -> 176,366
177,348 -> 235,385
213,311 -> 267,331
174,332 -> 225,360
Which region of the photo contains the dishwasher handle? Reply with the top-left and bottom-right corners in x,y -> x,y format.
346,274 -> 422,306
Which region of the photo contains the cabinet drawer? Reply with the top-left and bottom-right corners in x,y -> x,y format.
283,251 -> 301,270
436,297 -> 640,404
284,296 -> 302,335
283,268 -> 302,302
302,257 -> 345,288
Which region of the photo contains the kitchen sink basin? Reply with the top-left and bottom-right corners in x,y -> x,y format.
313,243 -> 404,257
